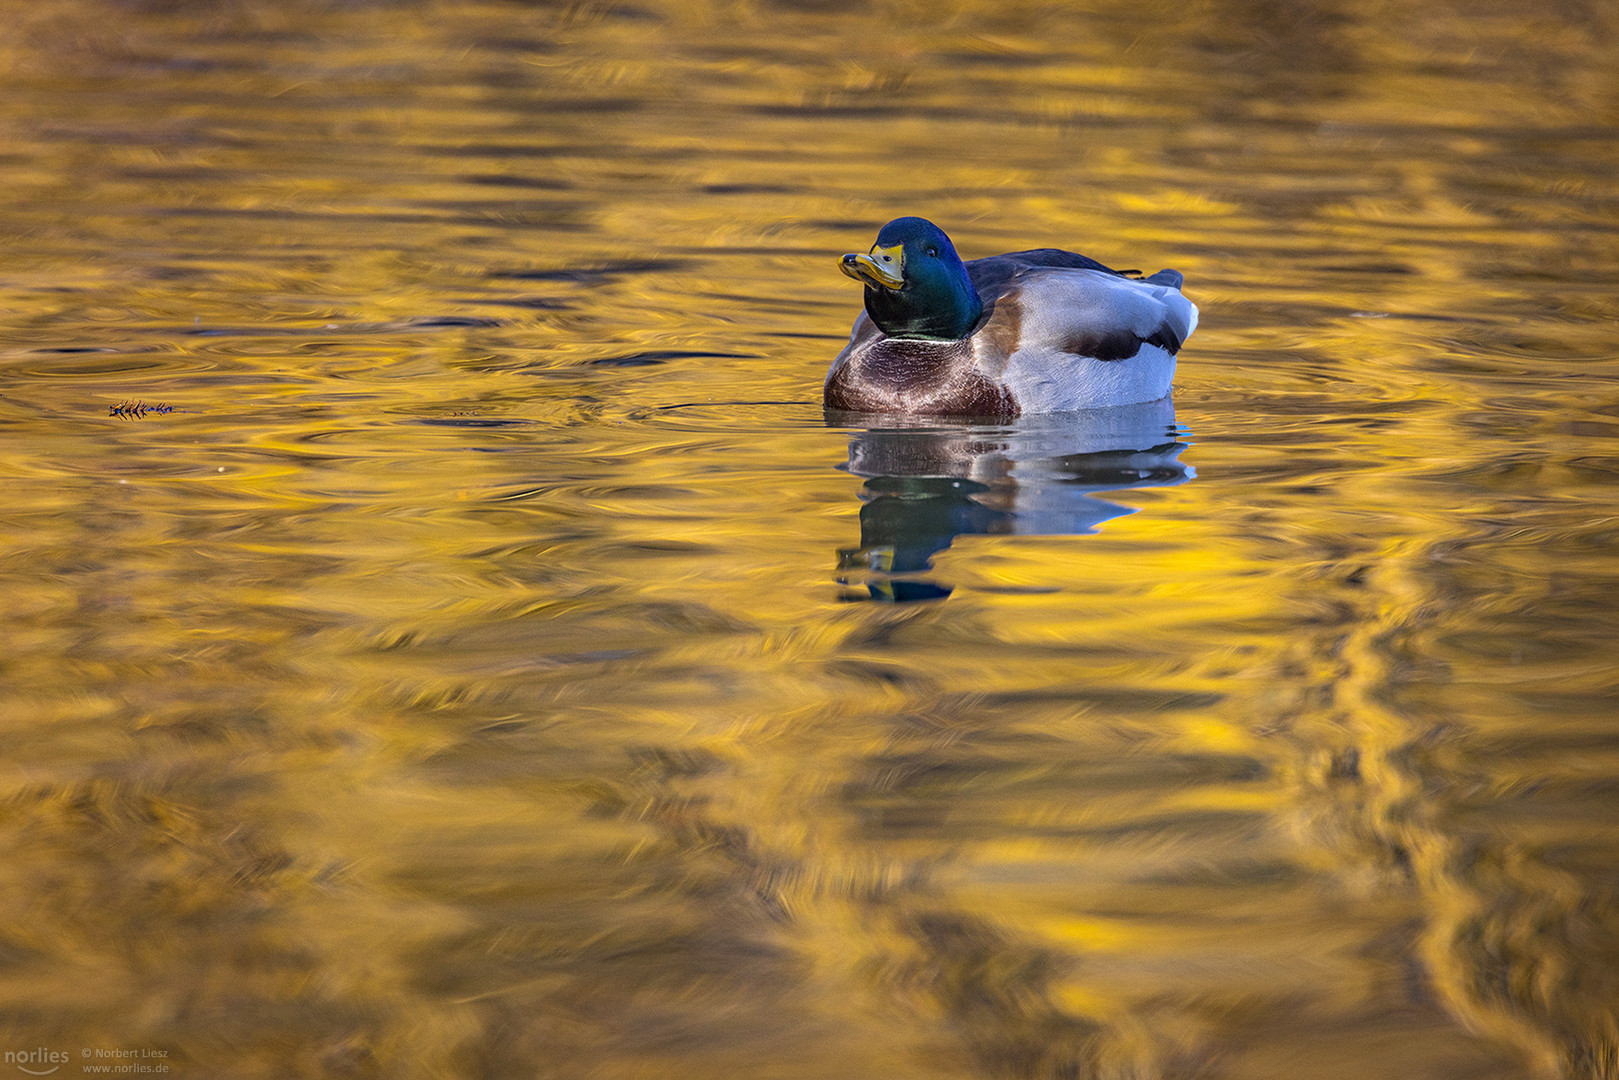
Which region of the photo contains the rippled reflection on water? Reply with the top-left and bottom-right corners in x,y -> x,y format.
835,402 -> 1192,601
2,0 -> 1618,1077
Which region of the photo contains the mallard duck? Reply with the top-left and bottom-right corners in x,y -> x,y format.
826,217 -> 1198,417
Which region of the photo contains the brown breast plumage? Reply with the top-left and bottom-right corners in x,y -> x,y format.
823,336 -> 1018,418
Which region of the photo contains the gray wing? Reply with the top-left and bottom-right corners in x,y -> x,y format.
1013,269 -> 1198,360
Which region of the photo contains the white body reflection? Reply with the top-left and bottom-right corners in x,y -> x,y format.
833,399 -> 1193,601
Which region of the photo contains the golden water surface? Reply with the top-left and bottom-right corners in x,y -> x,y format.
2,0 -> 1617,1077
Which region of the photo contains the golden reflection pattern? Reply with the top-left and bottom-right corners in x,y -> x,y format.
0,0 -> 1617,1077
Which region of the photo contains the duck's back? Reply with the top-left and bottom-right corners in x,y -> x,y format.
964,248 -> 1132,292
986,265 -> 1196,412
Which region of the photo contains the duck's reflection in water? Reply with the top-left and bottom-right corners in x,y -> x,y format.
833,399 -> 1192,602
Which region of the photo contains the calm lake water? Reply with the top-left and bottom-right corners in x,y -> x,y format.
3,1 -> 1617,1077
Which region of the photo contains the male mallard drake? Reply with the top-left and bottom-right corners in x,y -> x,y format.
826,217 -> 1198,417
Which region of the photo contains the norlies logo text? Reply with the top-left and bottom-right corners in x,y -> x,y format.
5,1048 -> 68,1075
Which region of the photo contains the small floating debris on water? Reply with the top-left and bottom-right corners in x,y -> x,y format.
109,400 -> 173,419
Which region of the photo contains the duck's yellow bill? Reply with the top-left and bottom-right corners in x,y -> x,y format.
839,245 -> 905,289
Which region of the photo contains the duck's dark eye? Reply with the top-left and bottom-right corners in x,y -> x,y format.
926,247 -> 938,258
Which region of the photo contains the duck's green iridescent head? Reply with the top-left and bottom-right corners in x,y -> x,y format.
839,217 -> 983,341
